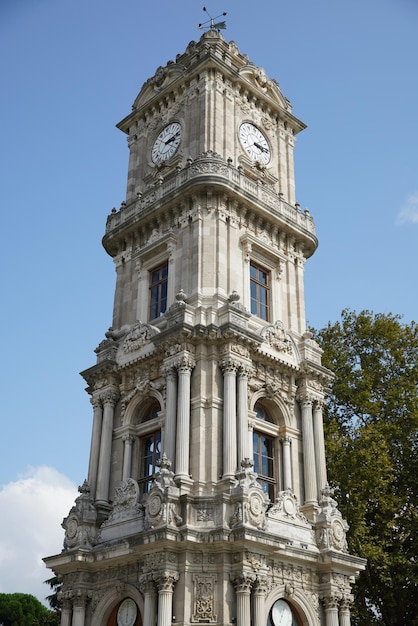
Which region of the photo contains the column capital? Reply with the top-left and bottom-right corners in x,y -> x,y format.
297,393 -> 314,407
101,389 -> 120,407
90,396 -> 102,409
238,365 -> 252,379
230,572 -> 256,593
72,589 -> 89,609
153,570 -> 179,592
280,434 -> 291,444
220,357 -> 240,374
174,355 -> 195,374
122,433 -> 135,444
253,575 -> 269,596
139,572 -> 156,594
322,593 -> 341,610
161,364 -> 177,380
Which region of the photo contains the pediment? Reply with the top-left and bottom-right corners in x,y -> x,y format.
238,65 -> 292,112
133,63 -> 187,109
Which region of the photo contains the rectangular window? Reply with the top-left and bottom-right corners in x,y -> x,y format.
253,431 -> 275,500
250,261 -> 270,321
138,430 -> 161,494
149,262 -> 168,319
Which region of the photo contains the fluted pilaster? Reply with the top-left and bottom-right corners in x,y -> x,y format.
299,395 -> 317,504
139,573 -> 157,626
155,570 -> 179,626
323,595 -> 340,626
231,572 -> 255,626
96,390 -> 119,503
313,399 -> 327,500
175,356 -> 195,481
87,396 -> 103,500
253,576 -> 268,626
237,366 -> 250,464
163,366 -> 177,466
281,435 -> 292,491
71,592 -> 87,626
122,434 -> 134,481
220,358 -> 239,478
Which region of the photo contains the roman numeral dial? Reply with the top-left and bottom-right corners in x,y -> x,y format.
239,122 -> 271,165
152,122 -> 182,164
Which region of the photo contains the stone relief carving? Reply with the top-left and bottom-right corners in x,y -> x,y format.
269,489 -> 308,524
143,455 -> 183,530
105,478 -> 142,523
123,320 -> 160,353
261,320 -> 293,354
316,484 -> 349,552
62,480 -> 97,550
192,574 -> 217,623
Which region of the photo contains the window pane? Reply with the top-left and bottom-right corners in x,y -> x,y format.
249,261 -> 270,321
149,262 -> 168,319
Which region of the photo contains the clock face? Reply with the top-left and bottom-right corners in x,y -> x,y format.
239,122 -> 271,164
271,599 -> 294,626
152,122 -> 182,164
117,598 -> 137,626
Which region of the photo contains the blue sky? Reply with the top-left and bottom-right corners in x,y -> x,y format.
1,0 -> 417,603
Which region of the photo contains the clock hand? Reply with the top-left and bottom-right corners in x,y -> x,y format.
254,142 -> 268,153
165,132 -> 181,145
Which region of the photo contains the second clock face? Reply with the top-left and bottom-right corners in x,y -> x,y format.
152,122 -> 182,164
239,122 -> 271,164
117,598 -> 137,626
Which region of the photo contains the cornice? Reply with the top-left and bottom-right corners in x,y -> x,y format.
103,152 -> 317,258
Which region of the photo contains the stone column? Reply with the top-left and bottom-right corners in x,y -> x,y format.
87,396 -> 103,500
237,367 -> 250,464
231,573 -> 255,626
313,400 -> 328,501
323,595 -> 340,626
96,390 -> 118,503
71,593 -> 87,626
253,576 -> 268,626
122,434 -> 134,481
175,356 -> 195,481
60,597 -> 72,626
140,573 -> 157,626
164,366 -> 177,466
155,571 -> 179,626
339,596 -> 353,626
300,395 -> 317,505
221,358 -> 238,479
281,435 -> 292,491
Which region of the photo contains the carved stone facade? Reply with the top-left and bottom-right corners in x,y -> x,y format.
45,29 -> 365,626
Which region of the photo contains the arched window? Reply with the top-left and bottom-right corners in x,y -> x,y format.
253,402 -> 278,501
138,403 -> 161,494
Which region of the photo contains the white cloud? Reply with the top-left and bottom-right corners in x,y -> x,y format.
396,191 -> 418,224
0,466 -> 77,605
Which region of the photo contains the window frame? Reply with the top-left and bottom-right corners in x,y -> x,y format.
136,403 -> 162,494
252,401 -> 281,501
250,260 -> 271,321
149,261 -> 168,320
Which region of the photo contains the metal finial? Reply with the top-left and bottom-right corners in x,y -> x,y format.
198,6 -> 227,32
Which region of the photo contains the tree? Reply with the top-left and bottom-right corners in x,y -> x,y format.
0,592 -> 59,626
315,310 -> 418,625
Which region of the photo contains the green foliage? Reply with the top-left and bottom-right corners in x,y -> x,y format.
315,310 -> 418,626
0,593 -> 59,626
43,577 -> 62,613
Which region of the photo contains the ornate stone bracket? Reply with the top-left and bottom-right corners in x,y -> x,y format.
143,455 -> 183,530
62,480 -> 98,551
315,483 -> 349,552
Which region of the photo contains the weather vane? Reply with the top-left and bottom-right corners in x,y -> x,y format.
198,6 -> 227,32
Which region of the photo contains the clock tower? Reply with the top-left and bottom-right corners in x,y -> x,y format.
45,29 -> 365,626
